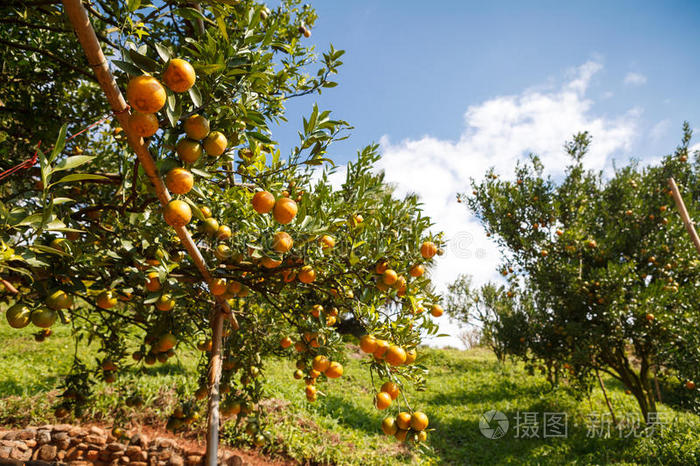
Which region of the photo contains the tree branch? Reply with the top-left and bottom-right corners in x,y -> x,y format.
0,38 -> 96,82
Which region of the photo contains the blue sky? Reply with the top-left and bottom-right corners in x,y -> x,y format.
274,1 -> 700,347
277,0 -> 700,163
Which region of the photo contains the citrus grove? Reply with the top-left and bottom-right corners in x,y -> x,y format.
0,0 -> 445,457
455,130 -> 700,420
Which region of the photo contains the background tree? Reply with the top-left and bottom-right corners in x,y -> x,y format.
460,128 -> 700,420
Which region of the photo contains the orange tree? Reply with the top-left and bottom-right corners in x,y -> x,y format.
460,129 -> 700,420
0,0 -> 444,451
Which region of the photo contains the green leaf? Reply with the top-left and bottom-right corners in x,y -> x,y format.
127,0 -> 141,12
128,48 -> 159,73
154,43 -> 172,63
49,124 -> 68,164
190,168 -> 212,179
50,174 -> 108,186
112,60 -> 143,76
52,155 -> 95,173
189,85 -> 202,107
247,131 -> 272,144
166,98 -> 182,128
215,13 -> 229,42
14,213 -> 44,227
52,197 -> 75,205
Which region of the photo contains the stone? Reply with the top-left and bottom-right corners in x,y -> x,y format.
9,447 -> 32,461
1,432 -> 17,441
86,449 -> 100,461
108,443 -> 126,452
168,454 -> 184,466
89,427 -> 106,437
129,434 -> 148,449
53,431 -> 69,441
185,455 -> 202,466
86,434 -> 107,446
13,442 -> 27,452
53,424 -> 72,432
37,444 -> 58,461
25,439 -> 36,448
120,456 -> 131,464
155,438 -> 175,449
36,430 -> 51,445
57,450 -> 67,461
225,455 -> 243,466
65,446 -> 82,460
17,428 -> 36,441
68,462 -> 93,466
0,446 -> 13,458
57,438 -> 71,450
131,463 -> 148,466
158,449 -> 171,461
76,442 -> 88,450
69,427 -> 85,437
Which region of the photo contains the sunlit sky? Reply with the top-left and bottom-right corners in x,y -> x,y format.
273,1 -> 700,347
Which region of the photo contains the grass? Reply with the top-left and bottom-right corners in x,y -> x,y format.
1,321 -> 699,465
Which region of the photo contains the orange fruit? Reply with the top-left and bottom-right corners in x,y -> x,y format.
309,369 -> 321,378
375,391 -> 392,410
280,337 -> 293,349
126,75 -> 166,113
251,191 -> 275,214
405,348 -> 417,364
156,333 -> 177,352
431,304 -> 444,317
382,269 -> 398,286
165,167 -> 194,195
409,264 -> 425,278
183,114 -> 210,140
200,205 -> 213,218
273,231 -> 293,253
210,278 -> 227,296
381,381 -> 400,400
298,266 -> 316,284
396,412 -> 412,430
128,112 -> 159,138
216,225 -> 232,240
162,58 -> 196,93
687,381 -> 696,390
373,339 -> 389,359
325,361 -> 343,378
305,385 -> 317,397
6,303 -> 31,329
46,290 -> 73,310
273,198 -> 298,224
294,341 -> 306,353
420,241 -> 437,259
163,199 -> 192,227
261,257 -> 282,269
375,260 -> 389,274
145,272 -> 161,292
359,335 -> 377,354
310,304 -> 323,318
319,235 -> 335,249
176,139 -> 203,163
96,290 -> 117,309
155,294 -> 175,312
385,346 -> 407,366
410,412 -> 429,431
31,308 -> 57,328
203,131 -> 227,157
381,417 -> 398,436
394,429 -> 408,442
312,355 -> 330,372
417,431 -> 427,442
646,313 -> 655,322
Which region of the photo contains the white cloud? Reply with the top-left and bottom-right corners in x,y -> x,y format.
373,61 -> 638,348
624,72 -> 647,86
650,119 -> 671,142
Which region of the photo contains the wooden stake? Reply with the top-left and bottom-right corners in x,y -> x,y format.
61,0 -> 238,330
206,310 -> 224,466
595,368 -> 617,426
668,177 -> 700,256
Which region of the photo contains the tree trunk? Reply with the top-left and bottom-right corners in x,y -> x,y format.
206,310 -> 225,466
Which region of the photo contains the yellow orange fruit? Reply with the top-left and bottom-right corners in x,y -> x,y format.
394,429 -> 408,442
382,269 -> 398,286
163,199 -> 192,227
96,290 -> 117,309
360,335 -> 378,354
385,346 -> 407,366
409,264 -> 425,278
273,231 -> 293,253
145,272 -> 161,292
210,278 -> 227,296
319,235 -> 335,249
298,266 -> 316,284
126,75 -> 166,113
162,58 -> 196,93
176,139 -> 203,163
155,294 -> 175,312
431,304 -> 444,317
31,308 -> 57,328
165,167 -> 194,195
273,197 -> 298,224
216,225 -> 232,240
312,355 -> 330,372
375,260 -> 389,274
405,348 -> 417,365
420,241 -> 437,259
280,337 -> 293,349
261,257 -> 282,269
183,114 -> 210,140
410,412 -> 429,431
373,339 -> 390,359
375,391 -> 392,410
381,381 -> 400,400
252,191 -> 275,214
396,412 -> 412,430
128,112 -> 159,138
46,290 -> 73,310
325,361 -> 343,378
203,131 -> 227,157
382,417 -> 398,436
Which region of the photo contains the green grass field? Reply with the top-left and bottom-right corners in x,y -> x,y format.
1,322 -> 698,465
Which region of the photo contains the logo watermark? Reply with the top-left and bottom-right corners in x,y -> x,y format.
479,410 -> 509,439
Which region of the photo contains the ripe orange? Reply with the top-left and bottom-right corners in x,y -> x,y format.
305,385 -> 317,397
420,241 -> 437,259
261,257 -> 282,269
201,217 -> 220,236
162,58 -> 196,93
145,272 -> 161,292
381,381 -> 400,400
6,303 -> 31,329
273,198 -> 298,224
646,313 -> 655,322
394,429 -> 408,442
375,260 -> 389,274
359,335 -> 377,354
325,361 -> 343,378
128,112 -> 159,138
126,75 -> 166,113
203,131 -> 227,157
294,341 -> 306,353
381,417 -> 398,436
163,199 -> 192,227
46,290 -> 73,310
385,346 -> 407,366
216,225 -> 232,241
687,381 -> 696,390
155,294 -> 175,312
293,369 -> 303,379
280,336 -> 293,349
96,290 -> 117,309
165,167 -> 194,194
273,231 -> 293,253
410,411 -> 429,431
176,139 -> 203,163
156,333 -> 177,352
375,391 -> 392,410
431,304 -> 444,317
298,266 -> 316,284
396,412 -> 412,430
200,205 -> 213,218
312,355 -> 330,372
409,264 -> 425,278
382,269 -> 398,286
405,348 -> 417,364
252,191 -> 275,214
310,304 -> 323,318
31,308 -> 57,328
183,114 -> 210,140
210,278 -> 227,296
319,234 -> 335,249
417,431 -> 427,442
373,339 -> 390,359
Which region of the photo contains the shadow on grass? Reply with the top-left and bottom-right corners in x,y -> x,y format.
313,393 -> 382,435
0,377 -> 60,397
426,377 -> 547,407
